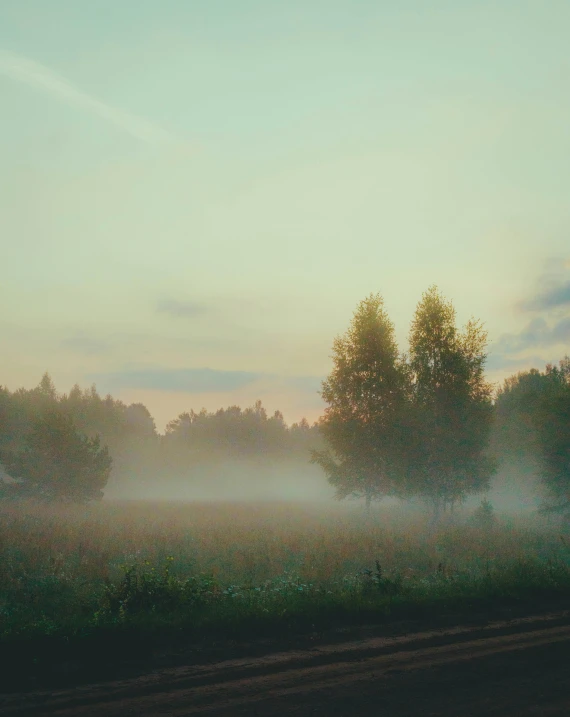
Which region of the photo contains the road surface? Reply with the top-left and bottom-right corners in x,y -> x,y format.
3,612 -> 570,716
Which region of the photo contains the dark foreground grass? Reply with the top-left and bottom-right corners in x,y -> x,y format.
2,555 -> 570,691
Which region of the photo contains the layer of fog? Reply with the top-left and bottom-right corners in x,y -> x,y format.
104,460 -> 336,503
103,457 -> 544,515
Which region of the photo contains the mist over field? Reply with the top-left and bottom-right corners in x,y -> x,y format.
3,0 -> 570,519
0,353 -> 565,516
0,335 -> 568,695
3,3 -> 570,697
101,463 -> 540,513
103,461 -> 334,503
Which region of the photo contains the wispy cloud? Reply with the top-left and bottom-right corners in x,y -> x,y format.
87,366 -> 326,396
517,258 -> 570,313
0,49 -> 172,143
485,353 -> 554,374
60,333 -> 111,356
281,375 -> 324,394
492,316 -> 570,355
157,299 -> 209,319
520,279 -> 570,312
88,367 -> 263,394
489,259 -> 570,365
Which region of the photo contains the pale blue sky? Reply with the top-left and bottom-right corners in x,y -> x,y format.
2,1 -> 570,429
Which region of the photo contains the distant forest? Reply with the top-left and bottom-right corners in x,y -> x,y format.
0,288 -> 569,514
0,359 -> 567,511
0,373 -> 324,502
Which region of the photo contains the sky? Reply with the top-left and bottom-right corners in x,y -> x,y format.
2,0 -> 570,432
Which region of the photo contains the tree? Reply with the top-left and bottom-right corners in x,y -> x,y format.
471,498 -> 497,530
0,408 -> 112,502
311,293 -> 411,508
534,357 -> 570,516
493,368 -> 549,459
406,286 -> 495,516
37,372 -> 58,401
0,386 -> 14,451
124,403 -> 157,437
491,368 -> 549,504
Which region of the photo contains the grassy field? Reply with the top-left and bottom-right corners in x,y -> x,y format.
1,499 -> 570,687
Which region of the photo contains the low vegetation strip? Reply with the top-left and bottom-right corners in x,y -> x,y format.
2,501 -> 570,690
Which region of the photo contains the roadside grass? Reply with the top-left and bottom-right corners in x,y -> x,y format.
1,500 -> 570,688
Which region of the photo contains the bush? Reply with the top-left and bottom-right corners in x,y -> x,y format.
95,558 -> 220,622
471,499 -> 496,529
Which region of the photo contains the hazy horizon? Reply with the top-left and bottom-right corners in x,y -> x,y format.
3,1 -> 570,432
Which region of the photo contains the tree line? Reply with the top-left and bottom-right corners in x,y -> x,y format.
0,375 -> 321,502
0,285 -> 568,515
313,286 -> 570,517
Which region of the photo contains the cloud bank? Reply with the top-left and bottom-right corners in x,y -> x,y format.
89,367 -> 262,393
519,279 -> 570,312
87,366 -> 325,396
157,299 -> 209,319
60,334 -> 111,356
493,316 -> 570,355
491,263 -> 570,369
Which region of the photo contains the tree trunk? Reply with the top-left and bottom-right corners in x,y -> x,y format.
431,497 -> 441,527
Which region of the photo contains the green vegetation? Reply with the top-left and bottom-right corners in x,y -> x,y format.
494,358 -> 570,516
311,293 -> 412,508
313,287 -> 495,515
0,376 -> 323,503
0,287 -> 569,517
1,501 -> 570,687
1,286 -> 570,687
0,407 -> 112,502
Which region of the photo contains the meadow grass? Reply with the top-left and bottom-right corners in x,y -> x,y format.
1,499 -> 569,686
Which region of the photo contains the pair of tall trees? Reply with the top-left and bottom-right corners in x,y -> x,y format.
312,286 -> 495,514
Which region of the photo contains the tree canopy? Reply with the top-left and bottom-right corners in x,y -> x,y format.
0,407 -> 112,502
537,358 -> 570,515
0,374 -> 323,502
311,293 -> 411,506
494,358 -> 570,516
0,333 -> 567,513
313,287 -> 496,514
406,286 -> 496,514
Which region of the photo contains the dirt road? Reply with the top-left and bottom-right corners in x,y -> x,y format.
3,612 -> 570,716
